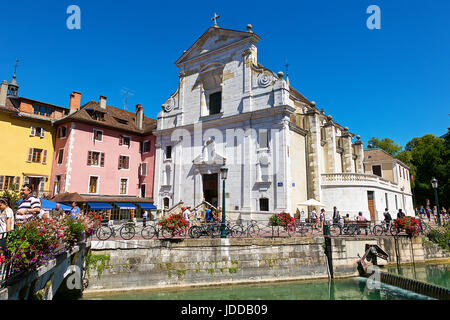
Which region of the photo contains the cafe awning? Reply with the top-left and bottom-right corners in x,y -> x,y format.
137,203 -> 157,210
114,203 -> 136,209
88,202 -> 113,210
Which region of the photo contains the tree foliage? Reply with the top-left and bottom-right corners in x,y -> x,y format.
368,137 -> 403,156
369,130 -> 449,209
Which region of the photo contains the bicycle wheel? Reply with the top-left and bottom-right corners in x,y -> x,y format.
247,224 -> 260,237
96,226 -> 113,240
230,225 -> 244,238
329,225 -> 340,236
188,226 -> 198,238
389,225 -> 400,236
373,225 -> 384,236
191,226 -> 203,238
208,224 -> 221,238
120,225 -> 136,240
141,225 -> 157,239
161,228 -> 174,239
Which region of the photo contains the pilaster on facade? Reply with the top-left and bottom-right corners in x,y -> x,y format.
306,111 -> 321,201
341,130 -> 355,173
323,121 -> 337,173
353,137 -> 364,173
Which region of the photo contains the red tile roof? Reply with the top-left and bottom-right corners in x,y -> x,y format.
55,100 -> 156,135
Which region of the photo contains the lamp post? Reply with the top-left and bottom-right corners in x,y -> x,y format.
430,177 -> 441,226
220,165 -> 228,238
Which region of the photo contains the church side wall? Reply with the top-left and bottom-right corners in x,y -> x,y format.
288,130 -> 308,216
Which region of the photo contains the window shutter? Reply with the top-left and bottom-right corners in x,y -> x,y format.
30,126 -> 35,136
125,157 -> 129,169
100,153 -> 105,167
27,148 -> 33,162
118,156 -> 122,169
39,179 -> 45,194
40,128 -> 45,138
142,163 -> 147,176
0,176 -> 4,191
87,151 -> 92,166
42,150 -> 47,164
14,177 -> 20,191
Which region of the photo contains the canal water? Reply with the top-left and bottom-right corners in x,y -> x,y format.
83,263 -> 448,300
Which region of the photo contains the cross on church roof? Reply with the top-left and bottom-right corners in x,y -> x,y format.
211,13 -> 220,27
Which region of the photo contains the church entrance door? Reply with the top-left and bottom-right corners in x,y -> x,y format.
202,173 -> 218,207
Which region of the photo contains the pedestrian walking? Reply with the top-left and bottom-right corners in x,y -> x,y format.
0,198 -> 14,233
426,206 -> 432,222
16,184 -> 41,224
383,208 -> 392,228
319,208 -> 326,230
311,208 -> 318,229
70,201 -> 80,220
332,206 -> 340,224
432,206 -> 438,224
419,205 -> 426,220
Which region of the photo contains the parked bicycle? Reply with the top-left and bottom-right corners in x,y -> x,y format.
238,219 -> 261,238
96,220 -> 136,240
372,220 -> 398,236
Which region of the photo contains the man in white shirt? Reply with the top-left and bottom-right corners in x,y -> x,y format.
184,206 -> 191,224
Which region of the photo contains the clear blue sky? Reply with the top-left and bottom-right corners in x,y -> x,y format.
1,0 -> 449,147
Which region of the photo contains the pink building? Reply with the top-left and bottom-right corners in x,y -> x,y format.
49,92 -> 156,218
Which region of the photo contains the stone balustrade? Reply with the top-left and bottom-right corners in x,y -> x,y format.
321,173 -> 399,189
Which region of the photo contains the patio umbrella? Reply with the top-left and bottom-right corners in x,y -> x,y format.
297,199 -> 327,207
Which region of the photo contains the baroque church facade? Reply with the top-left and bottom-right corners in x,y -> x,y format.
153,22 -> 413,221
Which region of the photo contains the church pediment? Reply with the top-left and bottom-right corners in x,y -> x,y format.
175,27 -> 260,66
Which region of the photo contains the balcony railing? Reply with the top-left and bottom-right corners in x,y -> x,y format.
321,173 -> 399,189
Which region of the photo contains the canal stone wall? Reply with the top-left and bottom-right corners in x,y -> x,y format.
85,237 -> 329,293
85,236 -> 450,293
0,243 -> 90,300
331,236 -> 450,278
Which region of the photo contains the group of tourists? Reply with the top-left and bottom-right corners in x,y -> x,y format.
0,183 -> 82,234
180,206 -> 221,226
417,205 -> 448,224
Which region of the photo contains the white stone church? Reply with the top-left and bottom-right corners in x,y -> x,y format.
153,20 -> 413,222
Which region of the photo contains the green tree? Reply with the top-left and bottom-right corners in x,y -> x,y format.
405,134 -> 449,208
368,137 -> 403,156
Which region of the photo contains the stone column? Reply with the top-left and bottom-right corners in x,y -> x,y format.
306,109 -> 322,201
242,48 -> 254,113
353,135 -> 364,173
323,115 -> 336,173
342,127 -> 355,173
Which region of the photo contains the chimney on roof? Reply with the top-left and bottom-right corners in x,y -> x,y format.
135,104 -> 143,130
99,95 -> 107,109
0,80 -> 7,106
69,91 -> 81,114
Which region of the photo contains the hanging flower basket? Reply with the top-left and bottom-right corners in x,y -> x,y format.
269,212 -> 295,229
158,213 -> 189,233
394,216 -> 420,237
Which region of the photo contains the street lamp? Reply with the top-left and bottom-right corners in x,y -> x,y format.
220,165 -> 228,238
430,177 -> 441,226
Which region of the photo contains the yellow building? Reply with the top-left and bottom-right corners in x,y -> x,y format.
0,77 -> 68,197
